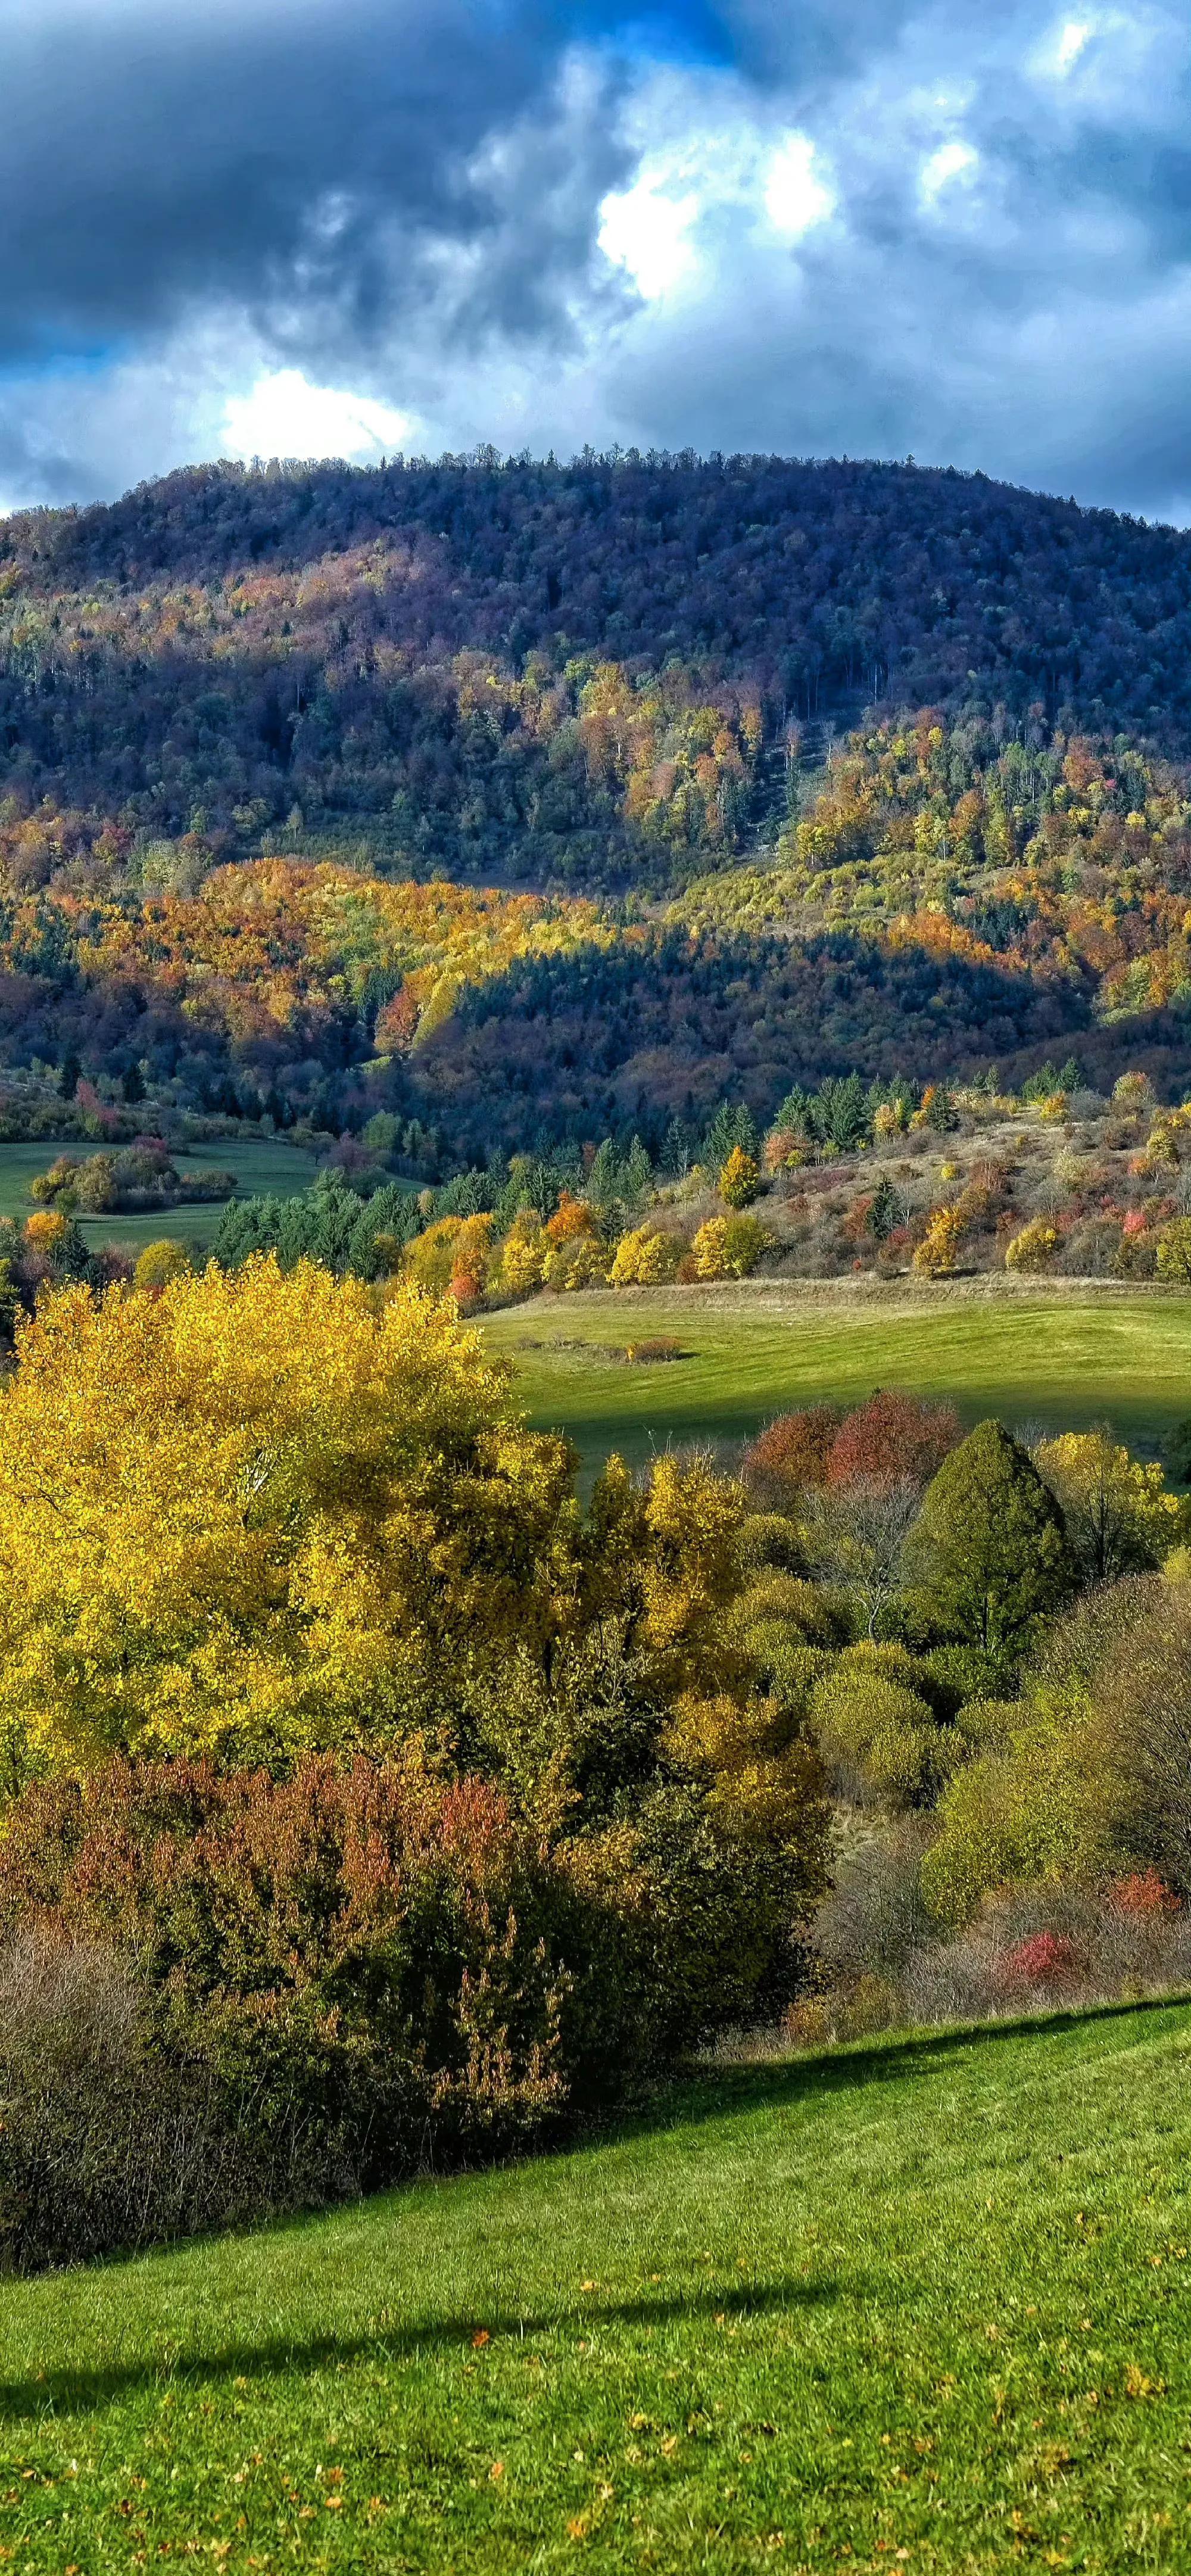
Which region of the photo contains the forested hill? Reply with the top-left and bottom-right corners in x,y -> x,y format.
3,452 -> 1191,886
4,451 -> 1191,1164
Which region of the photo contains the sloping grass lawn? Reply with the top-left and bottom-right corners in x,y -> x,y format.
0,1136 -> 320,1254
482,1285 -> 1191,1475
4,2002 -> 1191,2570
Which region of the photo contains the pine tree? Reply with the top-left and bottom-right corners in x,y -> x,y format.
905,1419 -> 1077,1658
621,1135 -> 653,1209
869,1175 -> 896,1242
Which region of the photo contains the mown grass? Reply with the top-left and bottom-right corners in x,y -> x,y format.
0,1136 -> 320,1253
482,1285 -> 1191,1475
4,2003 -> 1191,2570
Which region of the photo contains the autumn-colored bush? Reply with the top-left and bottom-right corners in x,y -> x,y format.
996,1930 -> 1085,1997
744,1404 -> 842,1495
1156,1217 -> 1191,1281
543,1233 -> 610,1292
610,1224 -> 683,1285
0,1752 -> 601,2268
545,1191 -> 598,1244
404,1213 -> 467,1298
825,1392 -> 961,1493
913,1205 -> 964,1276
1004,1218 -> 1060,1272
494,1207 -> 548,1296
809,1645 -> 960,1810
133,1238 -> 193,1290
718,1146 -> 760,1208
0,1679 -> 828,2270
690,1213 -> 772,1279
1108,1868 -> 1180,1921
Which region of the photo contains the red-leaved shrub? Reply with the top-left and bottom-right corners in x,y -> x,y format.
1108,1869 -> 1181,1921
0,1753 -> 637,2268
825,1391 -> 962,1492
744,1404 -> 841,1493
0,1745 -> 816,2269
997,1931 -> 1085,1996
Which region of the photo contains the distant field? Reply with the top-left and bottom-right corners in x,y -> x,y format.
482,1282 -> 1191,1473
0,1136 -> 320,1253
5,2001 -> 1191,2572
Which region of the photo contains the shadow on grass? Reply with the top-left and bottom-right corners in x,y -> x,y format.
647,1986 -> 1191,2135
0,2276 -> 835,2422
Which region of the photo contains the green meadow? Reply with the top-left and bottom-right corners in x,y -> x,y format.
4,2002 -> 1191,2572
482,1284 -> 1191,1474
0,1135 -> 320,1253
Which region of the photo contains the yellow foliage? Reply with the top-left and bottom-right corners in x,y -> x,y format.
0,1259 -> 578,1784
133,1239 -> 193,1290
494,1207 -> 548,1297
1034,1431 -> 1187,1579
407,1213 -> 501,1305
912,1205 -> 964,1276
545,1192 -> 598,1245
610,1225 -> 682,1286
404,1215 -> 463,1297
543,1233 -> 610,1292
718,1145 -> 760,1208
23,1210 -> 69,1253
447,1214 -> 495,1305
691,1213 -> 772,1280
763,1129 -> 806,1172
1004,1217 -> 1059,1272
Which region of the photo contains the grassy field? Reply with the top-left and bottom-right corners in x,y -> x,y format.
0,1136 -> 320,1253
482,1284 -> 1191,1475
4,2002 -> 1191,2571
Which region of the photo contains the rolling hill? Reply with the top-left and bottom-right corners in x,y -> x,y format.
3,452 -> 1191,1160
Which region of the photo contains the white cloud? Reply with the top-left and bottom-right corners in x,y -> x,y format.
597,93 -> 834,307
919,139 -> 979,202
220,369 -> 412,462
763,134 -> 834,242
597,177 -> 700,301
1055,18 -> 1093,71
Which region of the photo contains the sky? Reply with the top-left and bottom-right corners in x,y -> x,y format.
2,0 -> 1190,520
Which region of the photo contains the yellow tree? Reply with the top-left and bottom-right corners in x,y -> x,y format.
0,1258 -> 577,1785
1034,1432 -> 1189,1584
719,1145 -> 760,1208
0,1263 -> 828,2024
912,1204 -> 964,1276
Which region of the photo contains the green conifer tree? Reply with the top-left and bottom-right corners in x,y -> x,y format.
904,1419 -> 1077,1659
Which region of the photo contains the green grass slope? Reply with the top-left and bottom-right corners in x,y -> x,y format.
0,1136 -> 320,1253
4,2004 -> 1191,2571
482,1285 -> 1191,1475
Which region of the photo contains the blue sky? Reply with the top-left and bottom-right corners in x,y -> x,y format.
2,0 -> 1189,520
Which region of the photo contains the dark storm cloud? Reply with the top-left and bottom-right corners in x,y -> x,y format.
0,0 -> 632,364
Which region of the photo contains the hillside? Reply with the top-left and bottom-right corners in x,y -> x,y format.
4,451 -> 1191,883
4,454 -> 1191,1163
4,2001 -> 1190,2572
